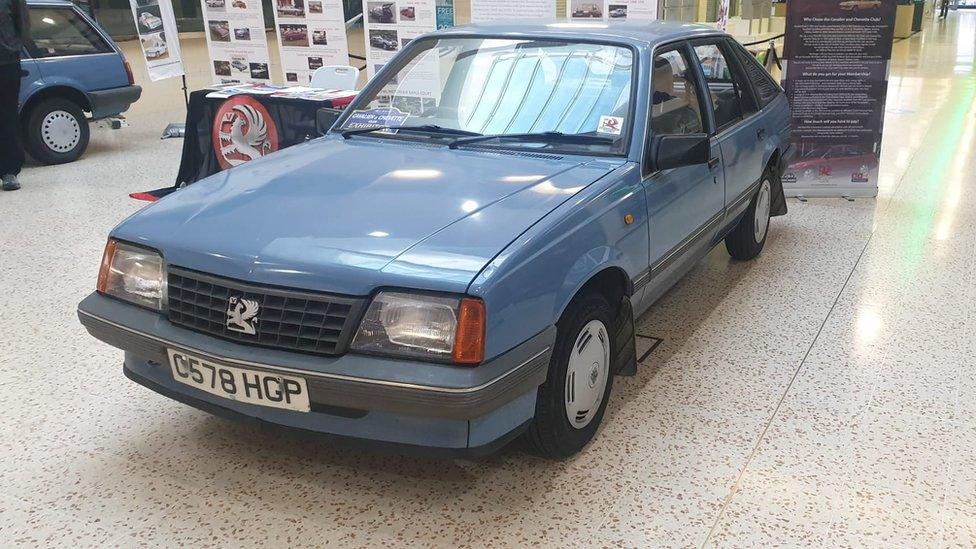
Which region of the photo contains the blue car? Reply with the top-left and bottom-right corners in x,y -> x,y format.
19,0 -> 141,164
78,22 -> 792,458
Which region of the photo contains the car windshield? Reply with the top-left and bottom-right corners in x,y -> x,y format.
339,37 -> 635,156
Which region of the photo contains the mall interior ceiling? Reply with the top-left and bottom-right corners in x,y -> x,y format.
1,4 -> 976,548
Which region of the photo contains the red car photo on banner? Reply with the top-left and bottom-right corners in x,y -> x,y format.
212,95 -> 280,169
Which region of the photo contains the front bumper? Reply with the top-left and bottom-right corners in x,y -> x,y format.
78,292 -> 555,453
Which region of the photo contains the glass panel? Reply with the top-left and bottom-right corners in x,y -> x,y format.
347,37 -> 635,155
26,7 -> 112,58
693,43 -> 744,129
650,48 -> 704,135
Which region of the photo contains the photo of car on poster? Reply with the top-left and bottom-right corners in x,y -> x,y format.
362,0 -> 440,88
200,0 -> 272,83
129,0 -> 184,81
566,0 -> 656,22
273,0 -> 348,84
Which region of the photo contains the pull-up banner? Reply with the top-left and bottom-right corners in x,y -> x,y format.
781,0 -> 896,198
471,0 -> 556,21
566,0 -> 656,22
129,0 -> 184,81
200,0 -> 273,84
272,0 -> 350,84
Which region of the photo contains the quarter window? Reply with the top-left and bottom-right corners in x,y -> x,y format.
730,42 -> 782,108
650,48 -> 704,135
26,7 -> 112,58
693,43 -> 750,130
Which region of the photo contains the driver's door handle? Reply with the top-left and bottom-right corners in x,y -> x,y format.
707,157 -> 720,170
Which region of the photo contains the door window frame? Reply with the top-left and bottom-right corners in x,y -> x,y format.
640,38 -> 717,178
688,37 -> 759,135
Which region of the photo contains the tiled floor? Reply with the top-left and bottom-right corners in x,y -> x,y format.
1,11 -> 975,549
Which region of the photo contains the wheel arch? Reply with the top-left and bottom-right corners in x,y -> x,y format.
20,86 -> 92,123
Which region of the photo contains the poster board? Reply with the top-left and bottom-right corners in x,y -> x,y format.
362,0 -> 438,79
272,0 -> 350,84
781,0 -> 897,197
470,0 -> 556,21
566,0 -> 656,22
129,0 -> 184,81
200,0 -> 273,84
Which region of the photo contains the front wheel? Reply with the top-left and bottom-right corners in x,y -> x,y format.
523,293 -> 615,459
725,172 -> 773,261
24,98 -> 91,165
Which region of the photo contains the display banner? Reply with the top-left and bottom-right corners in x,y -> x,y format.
363,0 -> 438,79
272,0 -> 350,84
435,0 -> 454,28
781,0 -> 896,197
129,0 -> 184,81
471,0 -> 555,21
200,0 -> 273,84
716,0 -> 729,30
566,0 -> 656,22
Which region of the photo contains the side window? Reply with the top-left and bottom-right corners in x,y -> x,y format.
730,41 -> 782,108
692,42 -> 752,130
650,48 -> 704,136
26,7 -> 112,59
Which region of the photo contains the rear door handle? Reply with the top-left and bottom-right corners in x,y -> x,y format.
707,157 -> 720,170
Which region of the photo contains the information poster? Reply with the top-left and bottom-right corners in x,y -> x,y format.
272,0 -> 350,84
435,0 -> 454,28
781,0 -> 896,197
129,0 -> 184,81
362,0 -> 437,79
566,0 -> 656,22
200,0 -> 273,84
471,0 -> 555,21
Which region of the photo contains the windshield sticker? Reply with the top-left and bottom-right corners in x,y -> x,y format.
597,115 -> 624,136
342,107 -> 410,134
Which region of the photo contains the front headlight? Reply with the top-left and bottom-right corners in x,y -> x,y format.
351,291 -> 485,365
97,239 -> 167,311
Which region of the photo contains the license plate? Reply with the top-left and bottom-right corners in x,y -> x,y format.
167,349 -> 310,412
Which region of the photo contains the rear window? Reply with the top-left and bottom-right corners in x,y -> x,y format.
731,42 -> 782,108
26,7 -> 112,58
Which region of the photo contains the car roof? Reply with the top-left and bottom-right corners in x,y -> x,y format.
432,20 -> 724,48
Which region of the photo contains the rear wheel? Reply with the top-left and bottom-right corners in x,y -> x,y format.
524,292 -> 615,459
725,170 -> 773,261
24,98 -> 90,165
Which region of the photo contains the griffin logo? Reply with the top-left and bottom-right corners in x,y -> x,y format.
226,296 -> 260,335
212,95 -> 279,170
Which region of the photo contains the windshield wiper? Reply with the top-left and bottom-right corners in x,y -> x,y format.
447,131 -> 615,150
340,125 -> 482,139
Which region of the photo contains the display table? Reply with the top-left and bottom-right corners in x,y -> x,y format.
173,85 -> 357,187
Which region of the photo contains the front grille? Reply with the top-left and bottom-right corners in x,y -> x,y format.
167,267 -> 364,356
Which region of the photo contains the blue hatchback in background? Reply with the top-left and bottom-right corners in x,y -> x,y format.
19,0 -> 141,164
79,22 -> 792,458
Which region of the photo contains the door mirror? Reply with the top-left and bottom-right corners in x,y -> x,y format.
316,107 -> 342,136
646,134 -> 711,172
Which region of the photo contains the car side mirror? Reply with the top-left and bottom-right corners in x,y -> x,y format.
316,107 -> 342,136
647,134 -> 711,172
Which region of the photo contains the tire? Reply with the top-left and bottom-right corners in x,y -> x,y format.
23,98 -> 90,165
524,292 -> 616,459
725,169 -> 774,261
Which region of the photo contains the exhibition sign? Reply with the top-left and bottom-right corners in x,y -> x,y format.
200,0 -> 273,84
272,0 -> 350,84
781,0 -> 896,197
363,0 -> 439,80
470,0 -> 556,22
566,0 -> 656,22
129,0 -> 184,81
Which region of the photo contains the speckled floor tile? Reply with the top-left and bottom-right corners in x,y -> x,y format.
1,13 -> 975,548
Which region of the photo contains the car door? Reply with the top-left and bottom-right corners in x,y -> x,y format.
690,39 -> 765,210
641,42 -> 725,288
